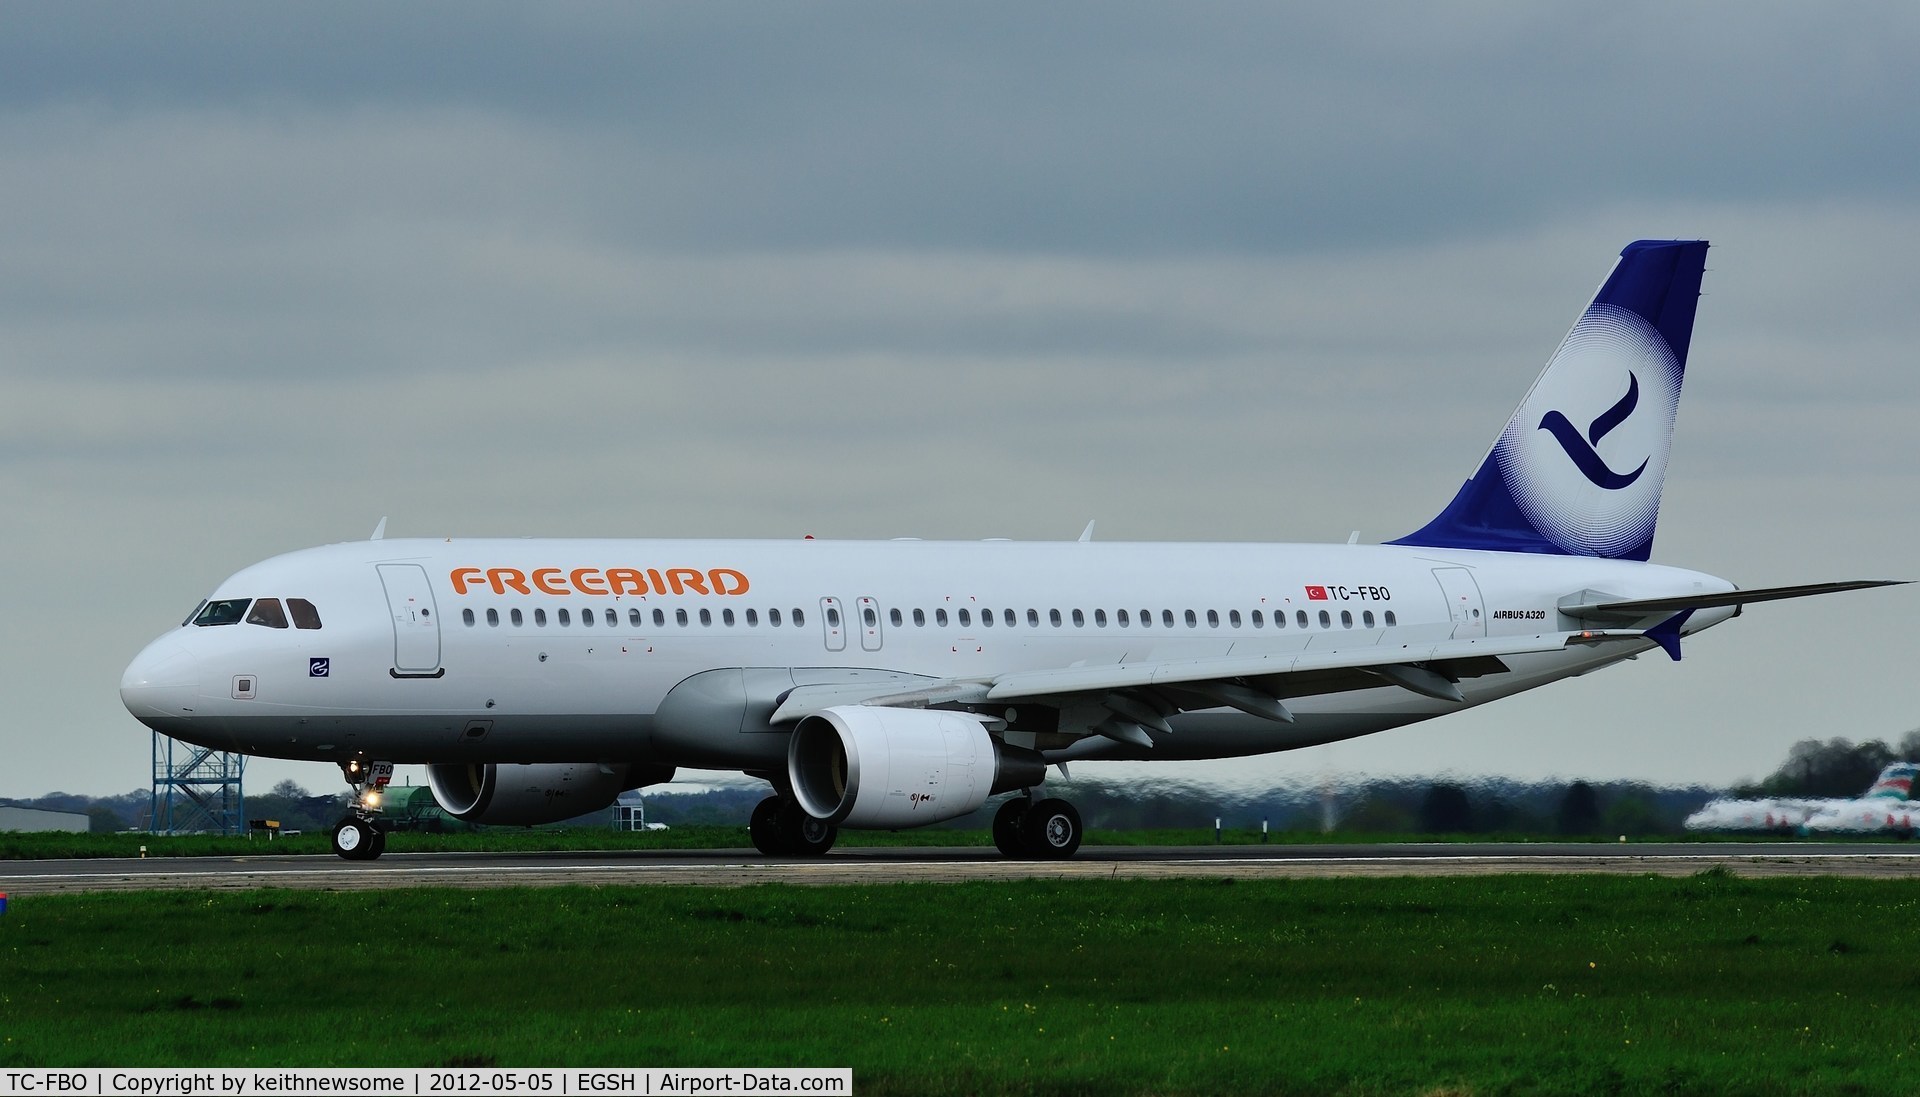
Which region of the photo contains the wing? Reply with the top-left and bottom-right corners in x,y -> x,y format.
768,628 -> 1647,748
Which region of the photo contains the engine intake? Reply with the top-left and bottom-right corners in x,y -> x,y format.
788,705 -> 1046,828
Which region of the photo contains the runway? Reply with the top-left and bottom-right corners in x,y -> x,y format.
4,842 -> 1919,894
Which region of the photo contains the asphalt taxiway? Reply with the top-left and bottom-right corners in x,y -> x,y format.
2,842 -> 1917,894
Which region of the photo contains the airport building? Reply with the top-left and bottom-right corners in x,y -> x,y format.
0,806 -> 89,833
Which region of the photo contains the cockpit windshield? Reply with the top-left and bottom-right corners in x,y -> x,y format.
188,596 -> 323,629
246,598 -> 289,628
192,599 -> 251,627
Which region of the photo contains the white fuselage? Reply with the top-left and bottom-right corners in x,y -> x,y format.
120,536 -> 1737,771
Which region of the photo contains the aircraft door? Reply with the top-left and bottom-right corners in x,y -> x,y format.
819,596 -> 847,652
377,563 -> 444,676
1431,567 -> 1485,639
856,596 -> 883,652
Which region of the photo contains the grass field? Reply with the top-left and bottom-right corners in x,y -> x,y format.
3,873 -> 1918,1094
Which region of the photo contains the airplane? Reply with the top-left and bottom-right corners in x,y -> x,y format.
120,239 -> 1904,861
1685,763 -> 1920,835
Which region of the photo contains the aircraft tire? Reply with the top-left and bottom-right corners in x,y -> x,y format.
749,796 -> 784,856
1023,798 -> 1082,859
331,817 -> 377,861
778,799 -> 837,857
991,798 -> 1028,857
369,826 -> 388,860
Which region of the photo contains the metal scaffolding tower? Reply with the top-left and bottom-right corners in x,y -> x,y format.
150,731 -> 247,834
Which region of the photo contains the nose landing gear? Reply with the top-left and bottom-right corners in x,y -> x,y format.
332,759 -> 394,861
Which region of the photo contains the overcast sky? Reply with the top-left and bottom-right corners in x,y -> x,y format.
4,3 -> 1917,801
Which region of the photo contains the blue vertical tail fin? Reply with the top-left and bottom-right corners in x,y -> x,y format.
1391,239 -> 1709,560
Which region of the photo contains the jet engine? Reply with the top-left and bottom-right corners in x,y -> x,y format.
788,705 -> 1046,828
426,761 -> 670,826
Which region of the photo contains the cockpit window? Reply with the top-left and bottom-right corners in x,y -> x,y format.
192,599 -> 251,627
246,598 -> 289,629
181,600 -> 208,627
288,598 -> 322,630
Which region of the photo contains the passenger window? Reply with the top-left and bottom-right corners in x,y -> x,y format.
1229,610 -> 1241,628
793,608 -> 806,627
1162,610 -> 1175,628
724,608 -> 736,626
747,608 -> 760,627
959,608 -> 972,627
1094,609 -> 1107,627
535,608 -> 548,627
1049,609 -> 1062,627
558,608 -> 571,626
1206,610 -> 1219,628
700,608 -> 712,626
461,608 -> 475,627
1026,608 -> 1039,627
288,598 -> 322,629
936,608 -> 949,627
769,608 -> 782,627
1139,608 -> 1152,629
1341,610 -> 1353,628
487,608 -> 500,627
914,608 -> 927,626
511,608 -> 524,627
889,608 -> 902,627
1252,610 -> 1264,628
1318,610 -> 1331,628
630,609 -> 644,627
1185,609 -> 1197,628
1363,610 -> 1375,628
863,606 -> 876,627
1072,609 -> 1084,627
605,608 -> 617,626
653,608 -> 667,627
827,607 -> 841,627
580,607 -> 593,627
1385,610 -> 1397,627
1118,609 -> 1130,627
246,598 -> 290,629
676,608 -> 688,626
193,599 -> 251,627
1296,610 -> 1308,628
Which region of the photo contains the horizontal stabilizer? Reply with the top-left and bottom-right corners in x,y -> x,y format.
1560,579 -> 1907,622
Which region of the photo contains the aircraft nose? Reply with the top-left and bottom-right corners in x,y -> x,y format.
120,634 -> 202,725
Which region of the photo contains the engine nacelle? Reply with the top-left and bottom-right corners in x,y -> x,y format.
427,762 -> 670,826
788,705 -> 1046,828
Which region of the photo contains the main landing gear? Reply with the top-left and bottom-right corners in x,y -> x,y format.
993,794 -> 1083,859
749,795 -> 838,857
332,759 -> 394,861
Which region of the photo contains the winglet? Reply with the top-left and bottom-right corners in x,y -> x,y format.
370,517 -> 388,541
1078,520 -> 1096,543
1643,609 -> 1695,661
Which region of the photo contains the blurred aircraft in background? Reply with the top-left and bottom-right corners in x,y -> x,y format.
1686,763 -> 1918,835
